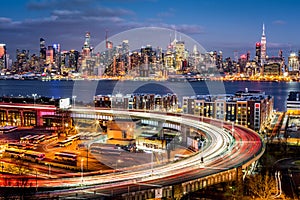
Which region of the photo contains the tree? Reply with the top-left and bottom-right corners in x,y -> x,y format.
3,158 -> 33,199
245,172 -> 277,200
224,181 -> 244,200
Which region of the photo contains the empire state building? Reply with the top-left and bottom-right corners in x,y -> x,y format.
261,24 -> 267,64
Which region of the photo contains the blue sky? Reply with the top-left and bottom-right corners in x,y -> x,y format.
1,0 -> 300,59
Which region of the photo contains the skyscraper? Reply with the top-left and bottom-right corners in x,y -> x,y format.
255,42 -> 261,64
0,44 -> 7,69
260,24 -> 267,64
40,38 -> 46,60
84,32 -> 90,49
82,32 -> 91,57
46,46 -> 54,64
288,52 -> 299,73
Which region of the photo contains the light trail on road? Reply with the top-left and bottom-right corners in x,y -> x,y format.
17,108 -> 263,198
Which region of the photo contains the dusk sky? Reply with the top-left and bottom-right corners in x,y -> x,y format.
1,0 -> 300,59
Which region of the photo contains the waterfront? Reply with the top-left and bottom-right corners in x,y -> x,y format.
0,80 -> 299,199
0,79 -> 299,111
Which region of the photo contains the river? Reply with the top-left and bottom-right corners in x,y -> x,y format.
0,79 -> 299,111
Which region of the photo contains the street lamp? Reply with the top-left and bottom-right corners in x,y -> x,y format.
32,93 -> 37,106
35,169 -> 38,191
65,123 -> 69,136
86,144 -> 90,171
81,158 -> 84,183
151,151 -> 154,176
72,96 -> 77,108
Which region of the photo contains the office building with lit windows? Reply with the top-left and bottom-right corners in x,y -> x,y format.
0,96 -> 59,127
286,91 -> 300,114
183,90 -> 273,132
288,52 -> 299,76
255,42 -> 261,64
94,93 -> 178,112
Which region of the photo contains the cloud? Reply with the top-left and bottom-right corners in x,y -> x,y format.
27,0 -> 97,10
91,7 -> 134,17
158,24 -> 205,34
82,16 -> 125,23
272,20 -> 286,25
49,6 -> 135,19
26,0 -> 53,10
2,2 -> 204,59
0,17 -> 12,23
52,10 -> 81,16
118,21 -> 205,36
267,42 -> 290,48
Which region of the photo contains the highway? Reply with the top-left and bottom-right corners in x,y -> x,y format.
24,108 -> 264,198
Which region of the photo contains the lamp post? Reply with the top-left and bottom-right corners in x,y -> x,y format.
35,169 -> 38,191
65,123 -> 69,136
151,150 -> 153,176
72,96 -> 77,108
32,93 -> 37,106
81,158 -> 84,183
86,144 -> 89,171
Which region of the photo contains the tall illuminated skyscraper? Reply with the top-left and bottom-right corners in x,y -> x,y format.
82,32 -> 91,57
260,24 -> 267,64
255,42 -> 261,64
0,44 -> 7,69
84,32 -> 90,49
40,38 -> 46,60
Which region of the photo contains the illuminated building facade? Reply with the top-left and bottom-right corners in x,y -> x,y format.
262,57 -> 285,76
260,24 -> 267,64
82,32 -> 91,58
255,42 -> 261,64
286,91 -> 300,114
60,50 -> 79,73
39,38 -> 46,60
15,49 -> 30,72
0,44 -> 5,58
46,46 -> 54,64
287,52 -> 299,75
0,44 -> 7,69
175,41 -> 186,71
183,90 -> 273,132
94,93 -> 178,112
0,100 -> 57,127
262,63 -> 281,76
0,97 -> 73,134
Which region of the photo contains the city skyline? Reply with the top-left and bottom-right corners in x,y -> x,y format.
1,0 -> 300,59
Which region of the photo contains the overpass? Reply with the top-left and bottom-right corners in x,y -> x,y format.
2,108 -> 265,199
